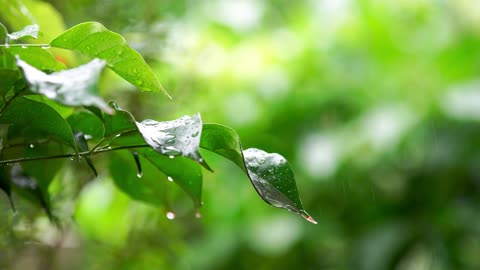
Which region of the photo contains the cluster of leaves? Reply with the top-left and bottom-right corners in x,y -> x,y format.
0,22 -> 316,224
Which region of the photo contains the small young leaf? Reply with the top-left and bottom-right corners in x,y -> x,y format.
136,114 -> 212,171
6,24 -> 39,42
16,57 -> 113,113
50,22 -> 171,98
102,101 -> 137,138
132,151 -> 142,178
200,123 -> 247,173
0,97 -> 77,150
200,124 -> 316,224
73,131 -> 97,177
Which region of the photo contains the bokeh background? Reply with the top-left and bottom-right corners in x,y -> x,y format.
2,0 -> 480,269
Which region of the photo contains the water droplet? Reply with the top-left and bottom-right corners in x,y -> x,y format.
107,146 -> 112,150
258,157 -> 266,164
5,43 -> 10,48
136,79 -> 143,85
69,156 -> 75,161
166,211 -> 175,220
195,211 -> 202,218
115,134 -> 121,138
246,156 -> 254,161
167,176 -> 173,182
29,144 -> 34,149
137,172 -> 143,178
21,45 -> 27,49
191,131 -> 199,137
169,155 -> 174,159
41,45 -> 50,49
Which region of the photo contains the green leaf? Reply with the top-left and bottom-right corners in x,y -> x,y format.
21,143 -> 66,190
0,166 -> 15,211
140,148 -> 203,208
7,47 -> 65,71
102,101 -> 137,138
67,111 -> 104,141
0,68 -> 20,97
136,114 -> 212,171
6,24 -> 39,42
0,47 -> 15,69
50,22 -> 171,98
10,163 -> 54,220
200,124 -> 316,224
200,123 -> 247,173
0,23 -> 7,43
0,97 -> 76,150
110,150 -> 167,206
16,57 -> 113,113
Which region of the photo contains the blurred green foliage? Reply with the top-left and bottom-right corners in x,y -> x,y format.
2,0 -> 480,269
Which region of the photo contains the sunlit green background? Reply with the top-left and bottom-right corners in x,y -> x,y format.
2,0 -> 480,269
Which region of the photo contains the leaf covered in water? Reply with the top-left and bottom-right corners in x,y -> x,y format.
136,114 -> 212,171
200,124 -> 316,224
16,57 -> 112,113
6,24 -> 39,42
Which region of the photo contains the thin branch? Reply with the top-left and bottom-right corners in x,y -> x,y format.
89,128 -> 139,153
0,144 -> 151,165
0,44 -> 51,48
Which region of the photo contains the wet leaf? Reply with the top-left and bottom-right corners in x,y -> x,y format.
110,150 -> 166,206
6,24 -> 39,42
16,57 -> 113,113
50,22 -> 171,98
0,97 -> 76,150
132,151 -> 142,178
136,114 -> 212,171
73,131 -> 97,177
243,148 -> 316,224
67,111 -> 104,141
200,124 -> 316,224
103,104 -> 203,207
140,148 -> 203,208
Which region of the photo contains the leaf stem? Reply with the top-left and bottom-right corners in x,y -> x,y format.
0,144 -> 151,165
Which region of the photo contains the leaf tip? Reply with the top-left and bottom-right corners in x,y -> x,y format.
300,211 -> 318,224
